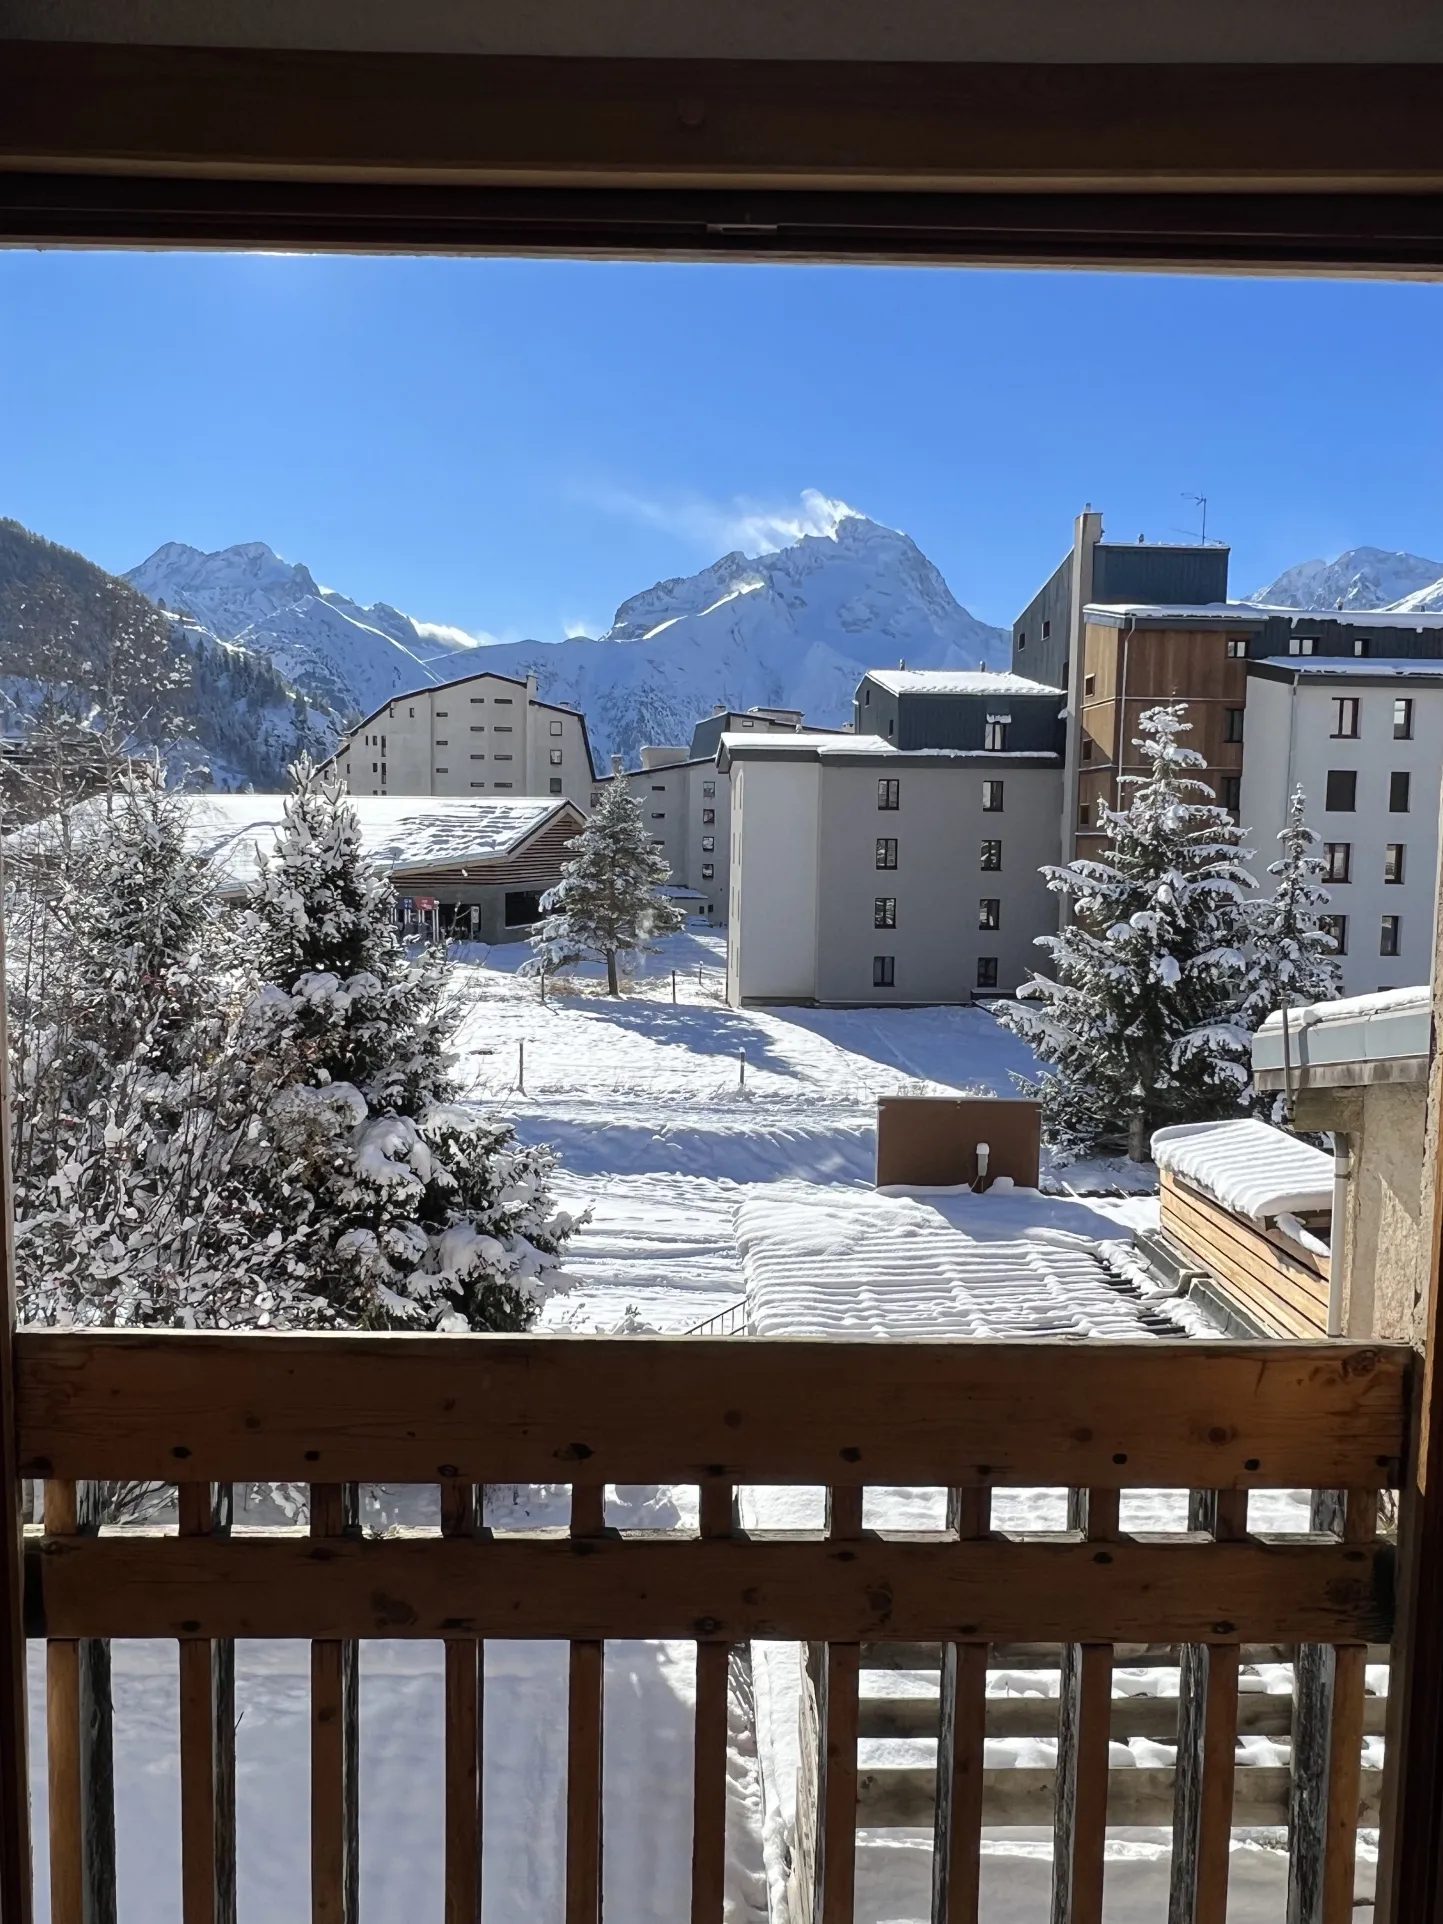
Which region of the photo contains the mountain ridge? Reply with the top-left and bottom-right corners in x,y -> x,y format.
1248,545 -> 1443,614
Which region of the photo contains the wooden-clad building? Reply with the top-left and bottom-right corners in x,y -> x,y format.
1151,1119 -> 1335,1339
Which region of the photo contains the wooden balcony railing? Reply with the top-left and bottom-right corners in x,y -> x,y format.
0,1330 -> 1414,1924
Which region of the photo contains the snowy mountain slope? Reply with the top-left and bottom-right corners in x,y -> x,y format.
127,514 -> 1009,767
126,540 -> 478,719
1249,546 -> 1443,613
437,514 -> 1009,764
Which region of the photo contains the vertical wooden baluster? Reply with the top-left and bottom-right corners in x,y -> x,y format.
1051,1488 -> 1117,1924
1319,1490 -> 1376,1924
441,1480 -> 484,1924
691,1480 -> 734,1924
813,1485 -> 862,1924
45,1479 -> 115,1924
1169,1489 -> 1246,1924
567,1482 -> 606,1924
179,1482 -> 236,1924
1289,1489 -> 1345,1924
311,1483 -> 359,1924
932,1486 -> 991,1924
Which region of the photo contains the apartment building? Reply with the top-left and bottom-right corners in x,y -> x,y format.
723,722 -> 1063,1008
1241,659 -> 1443,995
618,706 -> 810,919
332,669 -> 597,808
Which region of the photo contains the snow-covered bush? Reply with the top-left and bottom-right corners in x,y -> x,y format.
228,758 -> 577,1329
998,705 -> 1257,1160
528,778 -> 685,995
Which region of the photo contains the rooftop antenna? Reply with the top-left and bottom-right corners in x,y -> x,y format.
1182,493 -> 1212,545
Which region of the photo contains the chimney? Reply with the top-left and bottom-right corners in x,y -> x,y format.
526,673 -> 538,701
610,753 -> 624,776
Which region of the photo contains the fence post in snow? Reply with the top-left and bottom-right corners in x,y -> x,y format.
518,1041 -> 525,1095
671,971 -> 677,1005
739,1047 -> 746,1091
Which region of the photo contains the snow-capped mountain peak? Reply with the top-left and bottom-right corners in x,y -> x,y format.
1248,545 -> 1443,613
125,540 -> 479,720
126,510 -> 1008,765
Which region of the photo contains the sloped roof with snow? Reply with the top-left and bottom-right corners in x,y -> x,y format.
180,793 -> 573,891
1088,600 -> 1443,630
1254,656 -> 1443,680
737,1186 -> 1174,1340
863,669 -> 1062,697
1151,1120 -> 1333,1224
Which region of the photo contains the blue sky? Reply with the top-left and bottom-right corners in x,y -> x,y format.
2,251 -> 1440,638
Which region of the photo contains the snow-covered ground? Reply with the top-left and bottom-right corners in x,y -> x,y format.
33,928 -> 1340,1924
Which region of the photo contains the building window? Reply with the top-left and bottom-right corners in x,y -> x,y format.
652,783 -> 667,792
471,725 -> 485,733
1224,708 -> 1245,743
1018,632 -> 1026,649
435,738 -> 448,746
1082,738 -> 1093,761
1227,637 -> 1247,658
495,781 -> 513,789
1381,914 -> 1402,958
372,762 -> 378,774
984,719 -> 1009,752
1220,774 -> 1241,814
1077,800 -> 1090,826
876,838 -> 898,870
872,955 -> 895,988
980,839 -> 1002,870
701,862 -> 714,881
651,811 -> 666,820
591,790 -> 605,808
1323,842 -> 1352,883
878,778 -> 900,810
1288,637 -> 1317,656
435,766 -> 448,774
1331,697 -> 1360,739
550,749 -> 563,765
702,836 -> 715,853
703,781 -> 716,799
1394,697 -> 1414,740
470,781 -> 485,789
1042,619 -> 1051,638
1084,673 -> 1096,695
982,781 -> 1004,812
495,697 -> 513,705
874,896 -> 896,929
496,724 -> 514,733
1390,771 -> 1411,812
471,753 -> 485,760
1326,769 -> 1358,812
550,719 -> 564,735
495,752 -> 513,761
1385,843 -> 1405,884
471,696 -> 485,704
380,764 -> 386,781
976,957 -> 999,990
702,808 -> 716,825
979,898 -> 1001,930
436,709 -> 448,718
549,778 -> 563,794
1320,914 -> 1348,955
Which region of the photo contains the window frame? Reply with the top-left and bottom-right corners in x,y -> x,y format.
1320,913 -> 1349,955
1323,841 -> 1352,884
1224,706 -> 1245,743
975,956 -> 999,990
1331,695 -> 1361,739
877,777 -> 900,810
875,836 -> 899,870
1381,913 -> 1402,958
1385,842 -> 1406,884
978,897 -> 1001,930
874,895 -> 897,930
1326,769 -> 1358,812
872,954 -> 896,988
981,780 -> 1004,813
980,839 -> 1002,871
1394,697 -> 1415,740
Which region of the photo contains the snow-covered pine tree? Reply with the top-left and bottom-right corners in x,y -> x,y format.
233,758 -> 576,1330
1240,785 -> 1342,1113
5,768 -> 250,1325
528,778 -> 686,995
997,704 -> 1257,1160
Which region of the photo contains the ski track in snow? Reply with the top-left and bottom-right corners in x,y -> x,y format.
38,927 -> 1287,1924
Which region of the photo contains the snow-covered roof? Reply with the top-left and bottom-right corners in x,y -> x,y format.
737,1187 -> 1172,1340
863,669 -> 1062,697
718,732 -> 1061,768
175,793 -> 572,891
1252,985 -> 1431,1083
1151,1120 -> 1333,1225
1253,656 -> 1443,680
1088,600 -> 1443,630
721,729 -> 894,755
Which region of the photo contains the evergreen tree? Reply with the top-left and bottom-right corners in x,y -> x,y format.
232,758 -> 577,1329
528,779 -> 686,995
1239,786 -> 1342,1115
997,705 -> 1257,1160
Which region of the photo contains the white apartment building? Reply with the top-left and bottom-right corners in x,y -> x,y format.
332,670 -> 597,809
618,707 -> 811,920
722,732 -> 1063,1007
1241,659 -> 1443,996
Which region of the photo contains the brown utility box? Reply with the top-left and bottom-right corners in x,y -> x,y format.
875,1097 -> 1042,1190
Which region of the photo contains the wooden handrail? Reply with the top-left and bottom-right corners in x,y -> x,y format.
5,1329 -> 1412,1924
